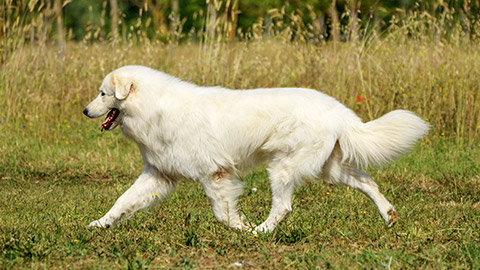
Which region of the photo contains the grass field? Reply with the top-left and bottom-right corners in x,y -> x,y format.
1,14 -> 480,268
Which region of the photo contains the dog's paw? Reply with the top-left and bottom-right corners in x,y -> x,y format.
253,223 -> 275,234
386,209 -> 398,228
89,219 -> 111,229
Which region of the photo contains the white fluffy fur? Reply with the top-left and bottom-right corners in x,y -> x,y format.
84,65 -> 429,232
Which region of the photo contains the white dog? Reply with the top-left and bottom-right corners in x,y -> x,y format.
83,65 -> 428,233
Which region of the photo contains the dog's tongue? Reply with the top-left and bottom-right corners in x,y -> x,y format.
101,109 -> 118,131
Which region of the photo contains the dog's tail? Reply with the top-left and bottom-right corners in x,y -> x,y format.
339,110 -> 429,168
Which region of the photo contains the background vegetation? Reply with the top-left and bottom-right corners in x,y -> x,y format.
1,0 -> 479,268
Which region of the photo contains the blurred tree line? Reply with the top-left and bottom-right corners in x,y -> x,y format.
1,0 -> 480,44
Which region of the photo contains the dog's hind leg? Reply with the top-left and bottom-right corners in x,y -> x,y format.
254,167 -> 296,233
255,140 -> 336,233
201,169 -> 251,230
343,170 -> 397,227
89,167 -> 177,228
322,144 -> 397,227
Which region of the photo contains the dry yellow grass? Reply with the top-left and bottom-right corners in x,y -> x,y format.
2,36 -> 479,144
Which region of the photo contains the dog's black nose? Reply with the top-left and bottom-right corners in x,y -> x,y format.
83,108 -> 89,117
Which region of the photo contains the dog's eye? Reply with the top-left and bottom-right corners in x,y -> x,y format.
100,92 -> 105,96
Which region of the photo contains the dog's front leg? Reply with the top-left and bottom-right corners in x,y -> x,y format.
201,171 -> 252,231
89,167 -> 177,228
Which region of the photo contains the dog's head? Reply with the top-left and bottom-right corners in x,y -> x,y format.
83,67 -> 137,131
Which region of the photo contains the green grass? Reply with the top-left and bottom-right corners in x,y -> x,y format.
0,83 -> 479,268
0,134 -> 479,268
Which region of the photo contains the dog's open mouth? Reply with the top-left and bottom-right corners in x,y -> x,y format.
101,109 -> 120,131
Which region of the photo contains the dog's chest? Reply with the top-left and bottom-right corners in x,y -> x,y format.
137,140 -> 214,180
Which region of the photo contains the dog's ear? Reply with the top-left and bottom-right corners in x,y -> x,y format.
112,74 -> 134,100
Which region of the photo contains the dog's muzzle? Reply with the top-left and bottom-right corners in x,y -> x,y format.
83,108 -> 91,117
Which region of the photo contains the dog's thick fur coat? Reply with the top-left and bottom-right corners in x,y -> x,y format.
84,65 -> 429,232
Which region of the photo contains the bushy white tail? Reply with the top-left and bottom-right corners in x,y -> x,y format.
339,110 -> 429,168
